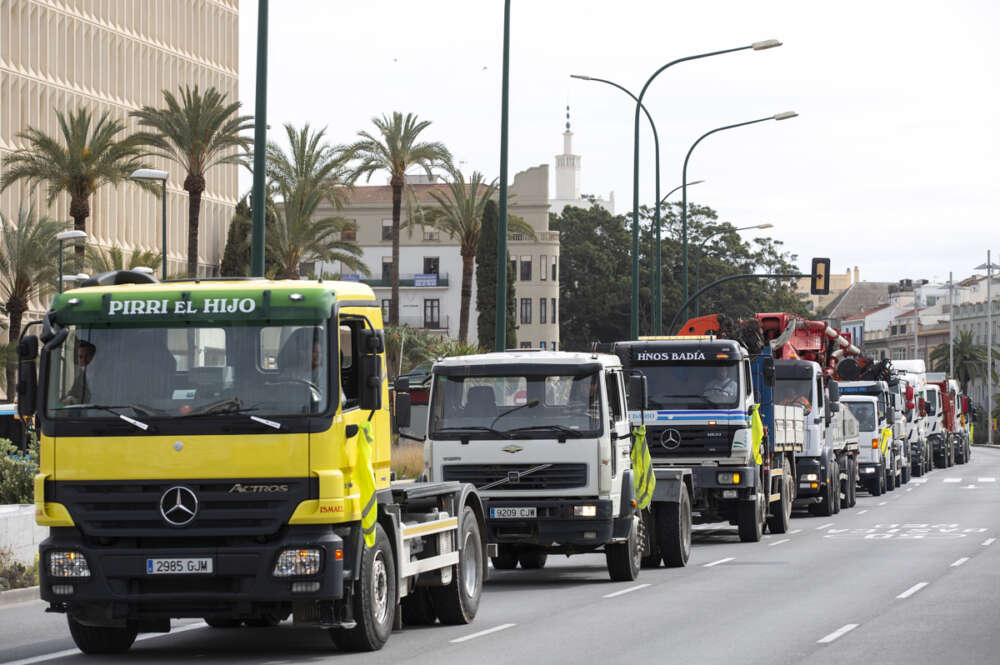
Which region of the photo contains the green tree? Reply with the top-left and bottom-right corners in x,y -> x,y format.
267,124 -> 368,280
0,208 -> 62,392
0,109 -> 150,266
130,85 -> 253,277
219,195 -> 281,277
476,200 -> 516,350
930,330 -> 991,393
85,245 -> 162,274
343,112 -> 451,324
421,170 -> 534,343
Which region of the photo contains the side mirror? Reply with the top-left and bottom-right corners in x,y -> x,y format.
16,335 -> 39,418
830,401 -> 841,413
762,357 -> 775,388
962,397 -> 970,414
359,354 -> 383,411
918,397 -> 927,417
360,329 -> 384,355
906,400 -> 915,411
886,408 -> 896,425
905,385 -> 914,400
627,373 -> 648,411
828,379 -> 840,402
393,377 -> 411,429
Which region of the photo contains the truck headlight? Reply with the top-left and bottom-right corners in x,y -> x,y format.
861,467 -> 875,474
803,473 -> 818,481
273,549 -> 322,577
49,551 -> 90,578
717,472 -> 741,485
573,504 -> 597,517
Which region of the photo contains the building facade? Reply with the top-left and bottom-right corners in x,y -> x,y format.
0,0 -> 240,275
951,283 -> 1000,408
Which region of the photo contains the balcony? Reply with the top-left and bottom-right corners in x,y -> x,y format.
396,314 -> 451,336
360,272 -> 450,288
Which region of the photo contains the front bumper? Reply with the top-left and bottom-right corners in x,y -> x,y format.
689,465 -> 757,501
858,463 -> 881,482
928,434 -> 946,453
795,457 -> 825,498
39,525 -> 347,621
483,498 -> 623,547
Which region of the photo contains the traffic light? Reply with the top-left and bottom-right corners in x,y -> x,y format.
810,257 -> 831,295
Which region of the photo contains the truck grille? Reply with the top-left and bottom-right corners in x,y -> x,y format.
442,464 -> 587,490
646,426 -> 736,459
49,478 -> 314,538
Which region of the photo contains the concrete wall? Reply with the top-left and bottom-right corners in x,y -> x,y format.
0,505 -> 46,564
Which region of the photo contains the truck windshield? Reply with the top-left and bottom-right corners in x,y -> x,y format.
774,378 -> 813,411
845,401 -> 876,431
637,363 -> 739,409
45,323 -> 330,419
429,372 -> 601,439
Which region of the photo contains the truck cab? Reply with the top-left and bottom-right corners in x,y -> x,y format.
842,395 -> 890,495
839,380 -> 906,488
923,384 -> 950,467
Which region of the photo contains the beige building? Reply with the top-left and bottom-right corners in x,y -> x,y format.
796,265 -> 859,313
0,0 -> 240,276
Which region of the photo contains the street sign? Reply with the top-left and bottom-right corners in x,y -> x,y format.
810,257 -> 831,295
414,273 -> 438,287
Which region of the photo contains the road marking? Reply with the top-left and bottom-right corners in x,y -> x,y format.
5,623 -> 207,665
983,538 -> 996,547
602,583 -> 650,598
817,623 -> 859,644
857,509 -> 869,515
815,522 -> 834,530
943,478 -> 962,483
878,501 -> 888,506
896,582 -> 929,599
961,485 -> 979,490
951,557 -> 970,567
703,557 -> 734,568
789,529 -> 802,534
450,623 -> 517,644
977,477 -> 996,483
768,538 -> 790,547
906,488 -> 913,492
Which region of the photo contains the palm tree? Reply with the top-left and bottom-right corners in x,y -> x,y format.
420,170 -> 535,343
930,330 -> 989,393
0,108 -> 150,266
343,112 -> 452,324
130,85 -> 253,277
86,245 -> 162,274
0,208 -> 62,391
267,124 -> 369,280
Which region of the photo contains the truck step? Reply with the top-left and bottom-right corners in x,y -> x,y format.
769,493 -> 781,502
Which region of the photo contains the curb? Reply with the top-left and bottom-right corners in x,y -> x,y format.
0,585 -> 40,607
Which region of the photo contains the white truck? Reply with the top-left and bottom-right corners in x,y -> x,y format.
422,351 -> 692,581
842,395 -> 892,495
839,380 -> 907,488
893,361 -> 933,476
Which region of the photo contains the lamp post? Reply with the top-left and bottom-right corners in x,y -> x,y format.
630,39 -> 782,340
654,180 -> 705,328
56,230 -> 87,293
976,251 -> 999,444
494,0 -> 512,351
948,271 -> 954,378
680,111 -> 796,322
251,0 -> 269,277
570,74 -> 664,331
694,223 -> 773,317
130,168 -> 169,280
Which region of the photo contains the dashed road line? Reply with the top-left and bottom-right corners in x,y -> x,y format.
943,478 -> 962,483
878,501 -> 888,506
815,523 -> 834,530
703,557 -> 734,568
896,582 -> 929,599
977,477 -> 996,483
857,509 -> 869,515
951,557 -> 970,567
789,529 -> 802,534
602,583 -> 650,599
768,538 -> 790,547
5,623 -> 207,665
450,623 -> 517,644
817,623 -> 859,644
983,538 -> 996,547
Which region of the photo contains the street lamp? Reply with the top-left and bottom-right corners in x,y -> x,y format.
630,38 -> 782,339
975,251 -> 1000,445
130,168 -> 169,280
56,230 -> 87,293
571,74 -> 666,331
693,223 -> 774,317
680,111 -> 797,322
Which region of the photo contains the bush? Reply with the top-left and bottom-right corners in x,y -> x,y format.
0,546 -> 38,591
0,436 -> 37,505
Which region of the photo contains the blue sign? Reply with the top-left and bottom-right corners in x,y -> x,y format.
341,274 -> 361,282
414,273 -> 438,287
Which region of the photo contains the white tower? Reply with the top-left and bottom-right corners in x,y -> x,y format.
555,106 -> 581,200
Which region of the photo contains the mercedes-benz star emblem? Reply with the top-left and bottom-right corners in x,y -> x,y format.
159,486 -> 199,527
660,428 -> 682,450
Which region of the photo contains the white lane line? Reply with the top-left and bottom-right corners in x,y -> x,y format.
768,538 -> 790,547
857,509 -> 869,515
450,623 -> 517,644
789,529 -> 802,534
983,538 -> 996,547
5,623 -> 207,665
815,522 -> 834,530
878,501 -> 888,506
817,623 -> 859,644
978,477 -> 996,483
906,488 -> 913,492
951,557 -> 970,567
896,582 -> 929,599
703,557 -> 734,568
943,478 -> 962,483
602,583 -> 650,599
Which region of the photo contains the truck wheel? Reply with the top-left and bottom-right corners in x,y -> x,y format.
401,586 -> 437,626
640,508 -> 661,568
657,490 -> 691,567
847,458 -> 858,507
517,551 -> 547,569
490,544 -> 518,570
901,461 -> 911,484
606,514 -> 641,581
831,462 -> 842,514
737,476 -> 764,542
433,506 -> 484,625
766,458 -> 792,534
885,461 -> 895,492
329,522 -> 396,651
67,616 -> 137,655
814,467 -> 836,516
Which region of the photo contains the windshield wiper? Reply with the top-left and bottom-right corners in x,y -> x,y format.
490,398 -> 540,429
55,404 -> 152,431
433,426 -> 511,439
173,399 -> 281,429
505,424 -> 585,438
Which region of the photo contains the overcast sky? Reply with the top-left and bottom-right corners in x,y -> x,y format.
238,0 -> 1000,284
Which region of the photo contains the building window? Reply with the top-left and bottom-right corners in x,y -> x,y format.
520,298 -> 532,324
510,259 -> 517,282
424,299 -> 440,329
520,342 -> 532,349
520,256 -> 532,281
381,299 -> 391,321
540,255 -> 548,281
551,257 -> 558,281
540,341 -> 547,349
381,257 -> 393,281
341,227 -> 357,242
552,341 -> 557,351
551,298 -> 557,324
422,227 -> 440,242
381,219 -> 393,241
539,297 -> 547,324
423,257 -> 440,275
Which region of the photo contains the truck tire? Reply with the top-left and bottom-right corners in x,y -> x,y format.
657,490 -> 691,567
329,522 -> 396,652
847,458 -> 857,508
67,616 -> 137,655
433,506 -> 484,625
901,460 -> 911,484
737,476 -> 764,542
831,461 -> 842,514
766,458 -> 792,534
490,544 -> 518,570
517,551 -> 547,570
885,459 -> 895,492
606,514 -> 641,581
812,466 -> 836,516
640,509 -> 662,568
401,586 -> 436,626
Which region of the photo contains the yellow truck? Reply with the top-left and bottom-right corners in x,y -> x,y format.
17,271 -> 486,654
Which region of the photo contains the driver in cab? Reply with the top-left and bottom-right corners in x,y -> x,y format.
775,383 -> 811,412
702,365 -> 737,403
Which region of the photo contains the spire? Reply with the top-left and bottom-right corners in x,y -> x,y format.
556,105 -> 580,200
565,104 -> 571,132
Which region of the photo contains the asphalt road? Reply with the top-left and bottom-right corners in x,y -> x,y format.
3,448 -> 999,665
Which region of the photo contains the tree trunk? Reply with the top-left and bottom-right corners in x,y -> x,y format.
5,297 -> 25,401
390,175 -> 403,326
185,173 -> 206,278
458,250 -> 474,344
69,195 -> 90,273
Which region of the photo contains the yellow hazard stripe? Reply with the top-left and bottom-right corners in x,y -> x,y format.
401,517 -> 459,537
